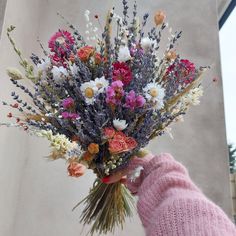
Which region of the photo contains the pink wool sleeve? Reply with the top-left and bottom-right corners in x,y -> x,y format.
127,153 -> 236,236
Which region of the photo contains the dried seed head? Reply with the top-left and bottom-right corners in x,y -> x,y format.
154,11 -> 166,26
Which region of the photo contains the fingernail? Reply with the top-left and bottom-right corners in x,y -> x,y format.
101,176 -> 110,183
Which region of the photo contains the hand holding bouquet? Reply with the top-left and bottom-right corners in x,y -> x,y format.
1,1 -> 206,234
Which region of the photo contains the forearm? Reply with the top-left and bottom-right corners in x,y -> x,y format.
128,153 -> 236,236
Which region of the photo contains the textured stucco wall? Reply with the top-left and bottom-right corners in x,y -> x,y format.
0,0 -> 232,236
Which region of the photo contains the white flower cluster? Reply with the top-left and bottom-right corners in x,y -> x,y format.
37,130 -> 74,152
182,86 -> 203,106
84,10 -> 98,41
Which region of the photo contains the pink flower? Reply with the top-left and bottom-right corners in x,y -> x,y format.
106,81 -> 124,106
112,62 -> 133,86
103,127 -> 116,139
107,129 -> 138,154
62,97 -> 75,109
48,30 -> 75,55
136,95 -> 146,107
108,139 -> 128,154
61,112 -> 79,120
125,90 -> 146,110
67,162 -> 86,178
166,59 -> 196,84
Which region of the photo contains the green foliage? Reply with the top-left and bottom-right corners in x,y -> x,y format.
228,143 -> 236,173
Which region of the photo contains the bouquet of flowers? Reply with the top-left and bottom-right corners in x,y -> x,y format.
1,1 -> 206,235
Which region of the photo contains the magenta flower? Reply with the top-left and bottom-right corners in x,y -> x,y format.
48,30 -> 75,54
62,97 -> 75,109
125,90 -> 145,110
106,81 -> 124,106
61,112 -> 79,120
166,59 -> 196,84
112,62 -> 133,86
136,95 -> 146,107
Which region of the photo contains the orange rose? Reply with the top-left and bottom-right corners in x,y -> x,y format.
104,127 -> 116,139
88,143 -> 99,154
108,139 -> 128,154
77,46 -> 94,62
67,162 -> 86,178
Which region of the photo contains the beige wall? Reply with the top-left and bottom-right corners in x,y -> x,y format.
0,0 -> 232,236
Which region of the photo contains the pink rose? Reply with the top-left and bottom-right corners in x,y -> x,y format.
108,139 -> 128,154
125,137 -> 138,150
104,127 -> 116,139
67,162 -> 86,178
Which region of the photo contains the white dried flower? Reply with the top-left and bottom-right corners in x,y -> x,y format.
118,46 -> 131,62
37,58 -> 51,71
94,76 -> 109,93
80,81 -> 98,105
129,166 -> 144,182
143,82 -> 165,110
51,66 -> 68,83
182,86 -> 203,106
113,119 -> 128,131
141,37 -> 156,51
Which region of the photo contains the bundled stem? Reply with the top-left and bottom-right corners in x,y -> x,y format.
73,179 -> 135,235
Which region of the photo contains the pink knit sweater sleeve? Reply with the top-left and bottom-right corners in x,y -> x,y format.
127,153 -> 236,236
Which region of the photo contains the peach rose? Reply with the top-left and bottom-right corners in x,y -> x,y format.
125,137 -> 137,150
113,131 -> 127,140
77,46 -> 94,62
108,139 -> 128,154
104,127 -> 116,139
88,143 -> 99,154
67,162 -> 86,178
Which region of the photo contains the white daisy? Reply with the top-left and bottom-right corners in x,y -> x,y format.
118,46 -> 131,62
94,76 -> 109,94
113,119 -> 128,131
80,81 -> 98,105
141,37 -> 156,51
143,82 -> 165,109
51,66 -> 68,84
